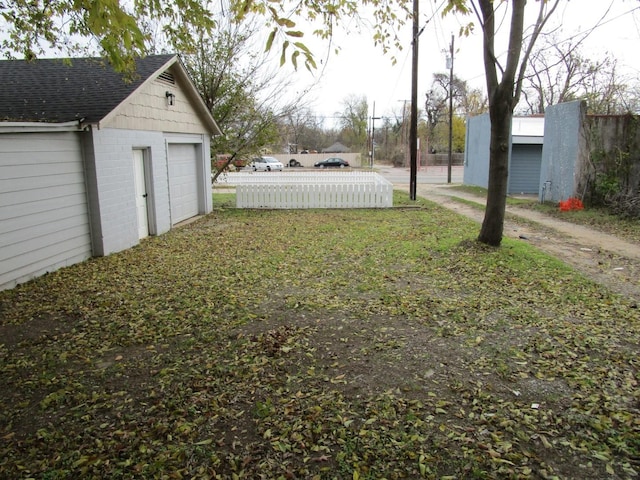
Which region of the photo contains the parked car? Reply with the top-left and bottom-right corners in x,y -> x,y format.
249,156 -> 284,171
314,157 -> 350,168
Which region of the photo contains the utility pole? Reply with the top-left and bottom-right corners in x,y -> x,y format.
371,102 -> 380,168
409,0 -> 419,200
398,100 -> 408,167
447,34 -> 454,184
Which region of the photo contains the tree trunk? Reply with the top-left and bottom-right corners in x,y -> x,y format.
478,84 -> 512,246
444,0 -> 556,246
475,0 -> 526,247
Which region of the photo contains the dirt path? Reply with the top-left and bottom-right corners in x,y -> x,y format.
395,183 -> 640,304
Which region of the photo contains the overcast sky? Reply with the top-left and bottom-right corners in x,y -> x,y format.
283,0 -> 640,127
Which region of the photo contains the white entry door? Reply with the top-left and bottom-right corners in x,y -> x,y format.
133,149 -> 149,239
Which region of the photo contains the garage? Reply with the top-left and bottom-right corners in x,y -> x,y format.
1,54 -> 221,290
168,143 -> 200,225
508,144 -> 543,194
0,131 -> 92,288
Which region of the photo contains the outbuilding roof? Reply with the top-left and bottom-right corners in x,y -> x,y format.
0,54 -> 220,135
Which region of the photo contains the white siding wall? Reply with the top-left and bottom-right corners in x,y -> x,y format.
0,132 -> 92,290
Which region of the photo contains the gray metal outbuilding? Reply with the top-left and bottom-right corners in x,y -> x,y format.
463,115 -> 544,195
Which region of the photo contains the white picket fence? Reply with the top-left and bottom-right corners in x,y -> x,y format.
225,172 -> 393,208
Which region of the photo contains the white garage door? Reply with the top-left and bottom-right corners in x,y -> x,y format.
0,131 -> 92,290
168,144 -> 200,225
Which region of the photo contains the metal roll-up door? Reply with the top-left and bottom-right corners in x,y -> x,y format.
509,144 -> 543,194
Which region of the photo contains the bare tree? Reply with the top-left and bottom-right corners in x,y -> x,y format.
182,9 -> 303,182
520,35 -> 635,115
445,0 -> 560,246
581,61 -> 638,115
425,73 -> 487,152
338,95 -> 369,153
280,108 -> 327,153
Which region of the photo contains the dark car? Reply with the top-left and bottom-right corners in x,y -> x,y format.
314,157 -> 350,168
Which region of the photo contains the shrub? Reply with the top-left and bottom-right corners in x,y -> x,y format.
605,190 -> 640,219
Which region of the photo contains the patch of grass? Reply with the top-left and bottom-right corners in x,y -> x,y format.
449,184 -> 537,206
212,191 -> 236,208
450,195 -> 484,209
448,185 -> 639,243
1,202 -> 638,479
449,184 -> 487,197
393,189 -> 432,207
523,202 -> 640,244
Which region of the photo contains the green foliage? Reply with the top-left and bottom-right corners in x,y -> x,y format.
431,115 -> 466,152
225,0 -> 413,73
2,0 -> 413,75
1,0 -> 216,72
594,172 -> 621,199
442,0 -> 472,17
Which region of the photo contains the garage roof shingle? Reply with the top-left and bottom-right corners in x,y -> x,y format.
0,54 -> 177,123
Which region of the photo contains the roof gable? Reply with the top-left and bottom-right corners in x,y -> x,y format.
0,54 -> 220,135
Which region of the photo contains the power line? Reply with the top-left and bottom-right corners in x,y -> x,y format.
381,48 -> 412,114
557,5 -> 640,46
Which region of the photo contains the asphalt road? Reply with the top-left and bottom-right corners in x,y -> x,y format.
375,164 -> 463,184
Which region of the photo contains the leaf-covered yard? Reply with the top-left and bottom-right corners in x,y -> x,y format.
1,192 -> 638,479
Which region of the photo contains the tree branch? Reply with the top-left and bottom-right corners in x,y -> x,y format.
513,0 -> 560,106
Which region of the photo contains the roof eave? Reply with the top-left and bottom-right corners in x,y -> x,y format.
0,120 -> 86,133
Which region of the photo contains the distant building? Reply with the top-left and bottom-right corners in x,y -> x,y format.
322,142 -> 350,154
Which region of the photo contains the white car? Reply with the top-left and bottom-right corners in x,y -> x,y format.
249,156 -> 284,172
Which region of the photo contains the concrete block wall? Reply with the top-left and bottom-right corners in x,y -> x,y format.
87,127 -> 169,256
